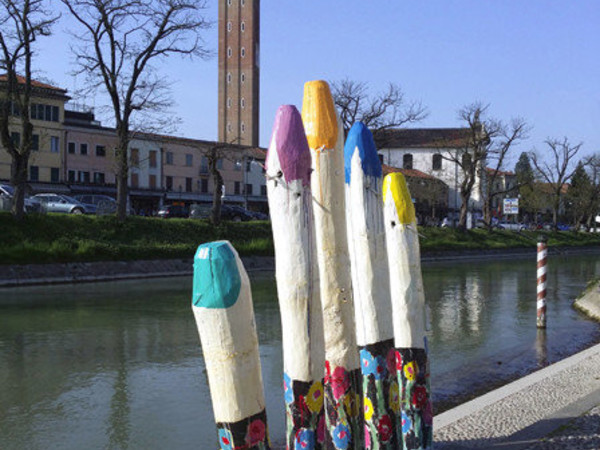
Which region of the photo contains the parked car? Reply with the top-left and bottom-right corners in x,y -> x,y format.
496,221 -> 527,231
189,203 -> 212,219
157,204 -> 189,218
0,183 -> 42,213
221,205 -> 257,222
74,194 -> 118,215
32,193 -> 89,214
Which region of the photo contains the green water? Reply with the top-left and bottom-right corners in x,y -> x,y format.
0,253 -> 598,449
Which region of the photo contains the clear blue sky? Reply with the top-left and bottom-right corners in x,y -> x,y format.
34,1 -> 599,167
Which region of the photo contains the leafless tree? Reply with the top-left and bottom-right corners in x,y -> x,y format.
0,0 -> 58,219
530,137 -> 583,229
443,102 -> 529,230
331,79 -> 427,147
62,0 -> 212,221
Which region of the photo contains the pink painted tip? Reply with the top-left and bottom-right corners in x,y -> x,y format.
267,105 -> 311,187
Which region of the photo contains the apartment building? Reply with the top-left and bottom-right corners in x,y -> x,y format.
0,76 -> 70,192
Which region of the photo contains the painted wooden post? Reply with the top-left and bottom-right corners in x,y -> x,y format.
301,80 -> 362,449
383,173 -> 433,450
266,105 -> 326,449
191,241 -> 270,450
537,235 -> 548,329
344,122 -> 398,448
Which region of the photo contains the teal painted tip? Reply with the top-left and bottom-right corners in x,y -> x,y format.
192,241 -> 242,309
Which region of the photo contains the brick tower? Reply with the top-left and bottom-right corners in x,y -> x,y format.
218,0 -> 260,147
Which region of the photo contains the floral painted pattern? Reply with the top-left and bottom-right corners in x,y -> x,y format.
397,347 -> 432,449
283,374 -> 324,450
323,361 -> 361,449
359,339 -> 399,449
216,409 -> 270,450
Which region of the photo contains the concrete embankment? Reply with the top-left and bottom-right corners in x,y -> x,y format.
574,279 -> 600,322
1,245 -> 598,288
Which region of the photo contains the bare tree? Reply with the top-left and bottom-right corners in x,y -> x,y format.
443,103 -> 528,230
331,79 -> 427,147
62,0 -> 212,221
530,137 -> 582,230
0,0 -> 58,219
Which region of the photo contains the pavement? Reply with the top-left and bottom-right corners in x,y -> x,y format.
433,342 -> 600,449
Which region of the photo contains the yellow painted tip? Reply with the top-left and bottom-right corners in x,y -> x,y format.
383,172 -> 415,224
301,80 -> 338,150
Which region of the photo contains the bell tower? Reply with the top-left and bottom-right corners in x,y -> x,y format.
218,0 -> 260,146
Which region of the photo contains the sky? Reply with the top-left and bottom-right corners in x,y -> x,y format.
32,1 -> 600,168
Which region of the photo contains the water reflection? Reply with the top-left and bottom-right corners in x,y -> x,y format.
0,253 -> 598,448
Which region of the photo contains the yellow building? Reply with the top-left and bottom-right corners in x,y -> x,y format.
0,76 -> 70,190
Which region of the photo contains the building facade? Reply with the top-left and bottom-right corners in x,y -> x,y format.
218,0 -> 260,146
378,128 -> 484,215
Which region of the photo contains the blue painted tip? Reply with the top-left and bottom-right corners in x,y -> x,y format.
192,241 -> 241,309
343,122 -> 382,184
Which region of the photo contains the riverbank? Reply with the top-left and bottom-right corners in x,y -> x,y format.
2,212 -> 600,266
2,245 -> 599,287
434,342 -> 600,449
574,279 -> 600,321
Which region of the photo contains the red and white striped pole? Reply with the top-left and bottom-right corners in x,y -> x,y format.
537,235 -> 548,328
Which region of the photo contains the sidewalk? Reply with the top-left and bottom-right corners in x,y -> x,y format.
433,342 -> 600,449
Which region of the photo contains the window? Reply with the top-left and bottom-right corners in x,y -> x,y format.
80,143 -> 88,155
68,170 -> 76,182
50,168 -> 60,182
10,132 -> 20,147
227,72 -> 232,84
200,178 -> 209,193
94,172 -> 105,184
227,21 -> 232,32
149,150 -> 157,168
185,153 -> 193,166
217,158 -> 224,170
241,72 -> 246,83
241,98 -> 245,109
166,151 -> 174,165
227,98 -> 232,109
149,174 -> 156,189
378,154 -> 384,164
185,177 -> 192,192
166,176 -> 173,191
246,160 -> 251,172
245,183 -> 253,195
78,171 -> 90,183
241,0 -> 245,6
234,181 -> 241,195
462,153 -> 472,170
32,134 -> 39,151
200,156 -> 209,173
241,122 -> 246,133
96,145 -> 106,157
227,0 -> 231,5
403,153 -> 413,170
432,154 -> 442,171
50,136 -> 59,153
131,173 -> 139,188
68,142 -> 76,154
227,47 -> 232,58
261,185 -> 267,196
29,165 -> 39,181
130,148 -> 139,166
29,103 -> 58,122
241,47 -> 246,58
10,101 -> 20,116
241,21 -> 245,32
227,122 -> 232,132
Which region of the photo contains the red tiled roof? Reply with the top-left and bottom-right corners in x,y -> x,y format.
379,128 -> 473,149
382,164 -> 443,181
0,74 -> 67,93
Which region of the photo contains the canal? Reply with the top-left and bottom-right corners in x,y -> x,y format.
0,252 -> 598,449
